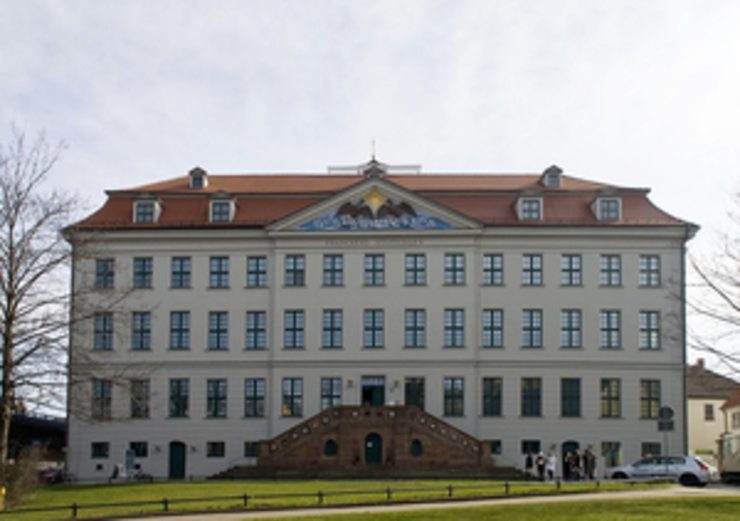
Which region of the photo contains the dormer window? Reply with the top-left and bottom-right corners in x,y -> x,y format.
518,198 -> 542,220
541,165 -> 562,188
597,198 -> 621,221
133,201 -> 161,223
210,200 -> 234,223
189,167 -> 208,189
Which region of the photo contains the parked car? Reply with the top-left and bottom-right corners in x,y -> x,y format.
605,455 -> 719,486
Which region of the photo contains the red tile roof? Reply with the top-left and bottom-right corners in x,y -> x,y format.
722,385 -> 740,411
72,172 -> 690,230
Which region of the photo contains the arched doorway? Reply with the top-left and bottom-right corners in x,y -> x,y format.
562,440 -> 580,481
365,433 -> 382,465
169,441 -> 187,479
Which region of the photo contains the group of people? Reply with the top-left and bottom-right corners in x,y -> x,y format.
525,448 -> 597,481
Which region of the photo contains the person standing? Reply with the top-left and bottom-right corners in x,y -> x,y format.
525,452 -> 534,481
546,452 -> 557,481
584,449 -> 596,480
536,452 -> 546,481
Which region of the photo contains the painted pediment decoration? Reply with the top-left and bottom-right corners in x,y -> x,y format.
296,189 -> 455,231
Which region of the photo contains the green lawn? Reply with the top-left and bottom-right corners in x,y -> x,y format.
278,497 -> 740,521
8,480 -> 668,520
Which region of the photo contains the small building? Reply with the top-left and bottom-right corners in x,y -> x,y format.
686,359 -> 737,466
65,159 -> 696,481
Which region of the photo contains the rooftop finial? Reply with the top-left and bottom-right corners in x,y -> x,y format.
372,139 -> 376,160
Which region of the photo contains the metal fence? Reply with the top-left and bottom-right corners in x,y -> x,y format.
1,478 -> 670,519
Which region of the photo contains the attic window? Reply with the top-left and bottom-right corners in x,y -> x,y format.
210,200 -> 234,223
189,167 -> 208,189
541,166 -> 562,188
518,198 -> 542,220
133,201 -> 160,223
598,198 -> 621,221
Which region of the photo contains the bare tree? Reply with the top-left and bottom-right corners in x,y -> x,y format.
688,202 -> 740,376
0,126 -> 77,465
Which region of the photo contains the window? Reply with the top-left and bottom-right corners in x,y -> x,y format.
405,309 -> 426,348
170,311 -> 190,350
325,440 -> 338,456
444,309 -> 465,347
705,404 -> 715,422
133,257 -> 153,288
483,254 -> 504,285
364,309 -> 384,348
319,310 -> 342,348
171,257 -> 191,288
639,255 -> 661,287
600,255 -> 621,286
733,412 -> 740,430
482,377 -> 502,417
91,442 -> 110,459
246,311 -> 266,350
282,378 -> 303,417
521,199 -> 541,220
285,255 -> 305,286
521,378 -> 542,417
364,254 -> 385,285
640,380 -> 661,419
284,310 -> 305,349
602,441 -> 621,467
491,440 -> 502,455
483,309 -> 503,348
244,442 -> 260,457
169,379 -> 189,418
410,439 -> 423,457
206,442 -> 225,457
522,310 -> 542,348
130,441 -> 148,458
321,377 -> 342,410
130,379 -> 150,419
244,378 -> 265,418
599,199 -> 621,221
601,378 -> 621,418
95,259 -> 115,289
405,378 -> 425,410
208,311 -> 229,350
92,379 -> 112,420
209,257 -> 229,288
131,312 -> 151,350
210,201 -> 231,222
94,313 -> 113,350
443,377 -> 464,417
207,379 -> 227,418
639,311 -> 661,350
191,172 -> 204,189
560,310 -> 581,348
522,254 -> 543,285
561,378 -> 581,417
444,254 -> 465,285
522,440 -> 541,455
323,254 -> 343,286
642,442 -> 661,458
600,311 -> 621,349
247,256 -> 267,288
405,254 -> 426,285
134,202 -> 155,223
561,255 -> 581,286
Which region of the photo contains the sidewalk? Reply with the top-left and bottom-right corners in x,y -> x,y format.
118,484 -> 740,521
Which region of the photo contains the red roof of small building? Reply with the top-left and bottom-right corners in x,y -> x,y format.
71,170 -> 691,231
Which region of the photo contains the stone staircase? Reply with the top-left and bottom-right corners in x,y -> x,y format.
212,406 -> 520,480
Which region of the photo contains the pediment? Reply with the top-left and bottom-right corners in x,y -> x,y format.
267,177 -> 481,232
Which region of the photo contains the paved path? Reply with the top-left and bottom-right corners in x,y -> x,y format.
118,484 -> 740,521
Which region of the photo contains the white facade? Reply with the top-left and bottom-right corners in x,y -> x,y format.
66,165 -> 693,481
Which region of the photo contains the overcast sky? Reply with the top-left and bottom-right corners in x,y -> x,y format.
3,1 -> 739,368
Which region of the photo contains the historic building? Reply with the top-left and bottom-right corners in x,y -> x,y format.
66,159 -> 696,481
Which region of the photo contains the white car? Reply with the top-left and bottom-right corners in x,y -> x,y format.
605,455 -> 719,486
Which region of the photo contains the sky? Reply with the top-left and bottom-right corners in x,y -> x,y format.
2,0 -> 740,371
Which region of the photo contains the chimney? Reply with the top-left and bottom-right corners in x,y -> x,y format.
696,358 -> 705,368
